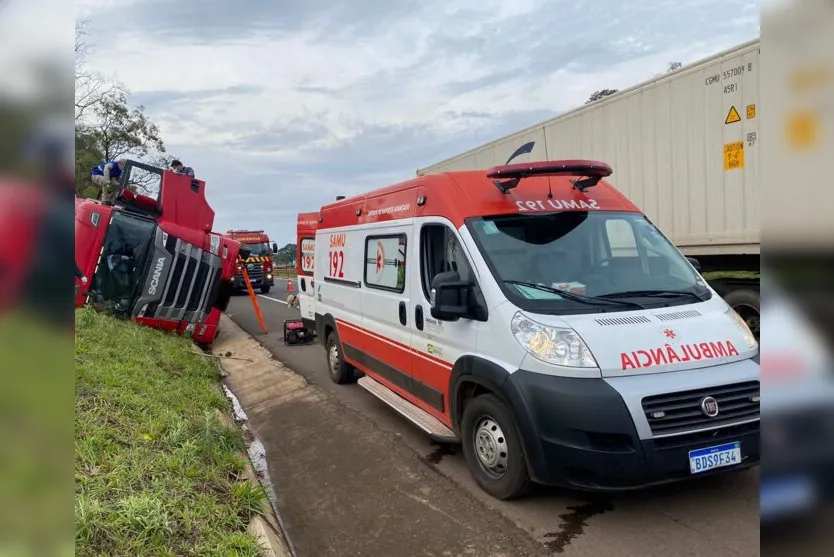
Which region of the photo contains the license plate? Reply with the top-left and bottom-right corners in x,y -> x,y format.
760,476 -> 815,518
688,441 -> 742,474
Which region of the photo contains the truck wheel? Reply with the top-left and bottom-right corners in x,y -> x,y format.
260,285 -> 271,294
460,393 -> 530,500
722,288 -> 760,340
325,331 -> 356,384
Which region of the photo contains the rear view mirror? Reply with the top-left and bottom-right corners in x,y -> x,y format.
686,257 -> 701,271
272,242 -> 278,253
430,271 -> 470,321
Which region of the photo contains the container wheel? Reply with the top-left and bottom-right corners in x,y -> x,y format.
722,288 -> 760,340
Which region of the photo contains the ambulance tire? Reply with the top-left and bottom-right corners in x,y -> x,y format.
325,331 -> 357,384
460,393 -> 530,500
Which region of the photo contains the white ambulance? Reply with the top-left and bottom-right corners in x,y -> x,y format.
296,212 -> 318,327
301,160 -> 760,499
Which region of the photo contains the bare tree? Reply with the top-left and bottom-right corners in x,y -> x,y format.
75,18 -> 125,124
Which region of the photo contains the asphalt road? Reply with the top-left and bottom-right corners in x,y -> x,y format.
226,284 -> 760,556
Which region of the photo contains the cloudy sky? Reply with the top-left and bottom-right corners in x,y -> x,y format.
76,0 -> 759,246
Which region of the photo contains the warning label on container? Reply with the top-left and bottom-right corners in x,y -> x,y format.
724,142 -> 744,171
725,106 -> 742,124
746,104 -> 756,119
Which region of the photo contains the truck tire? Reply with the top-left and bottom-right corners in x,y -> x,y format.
460,393 -> 530,500
260,285 -> 271,294
722,288 -> 760,339
325,330 -> 357,384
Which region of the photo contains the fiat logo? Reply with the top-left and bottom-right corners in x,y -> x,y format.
700,396 -> 719,418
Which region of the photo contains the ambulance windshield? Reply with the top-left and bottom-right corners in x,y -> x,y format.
467,211 -> 711,314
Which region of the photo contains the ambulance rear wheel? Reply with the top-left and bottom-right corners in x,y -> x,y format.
326,331 -> 356,384
461,393 -> 530,500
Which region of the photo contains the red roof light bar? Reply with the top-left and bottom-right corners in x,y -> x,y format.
486,159 -> 612,179
486,159 -> 613,194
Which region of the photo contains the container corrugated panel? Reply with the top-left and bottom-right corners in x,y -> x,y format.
417,41 -> 760,256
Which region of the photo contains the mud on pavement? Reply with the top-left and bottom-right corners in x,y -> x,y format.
213,314 -> 546,557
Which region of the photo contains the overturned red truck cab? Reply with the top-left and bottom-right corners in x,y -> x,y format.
74,160 -> 242,345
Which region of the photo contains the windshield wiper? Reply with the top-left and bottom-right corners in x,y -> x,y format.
504,280 -> 644,309
598,289 -> 706,302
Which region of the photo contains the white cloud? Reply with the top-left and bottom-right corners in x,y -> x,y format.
77,0 -> 760,244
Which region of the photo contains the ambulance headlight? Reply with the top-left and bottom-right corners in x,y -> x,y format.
727,307 -> 758,350
511,312 -> 597,368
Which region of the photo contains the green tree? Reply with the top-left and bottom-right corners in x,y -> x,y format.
586,62 -> 685,105
273,244 -> 297,267
585,88 -> 618,104
75,90 -> 167,197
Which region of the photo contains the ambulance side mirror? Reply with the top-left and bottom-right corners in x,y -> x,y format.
430,271 -> 470,321
686,257 -> 701,271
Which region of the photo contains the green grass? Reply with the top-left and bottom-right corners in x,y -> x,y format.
701,270 -> 760,282
75,308 -> 266,556
272,266 -> 296,279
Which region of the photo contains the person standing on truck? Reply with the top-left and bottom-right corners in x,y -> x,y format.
170,159 -> 195,178
90,159 -> 126,203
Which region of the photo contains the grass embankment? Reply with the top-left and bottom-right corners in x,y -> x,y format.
272,266 -> 295,279
75,308 -> 265,556
701,270 -> 760,281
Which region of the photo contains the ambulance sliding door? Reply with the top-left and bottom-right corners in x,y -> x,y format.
358,225 -> 415,402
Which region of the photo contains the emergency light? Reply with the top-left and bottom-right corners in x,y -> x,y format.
486,160 -> 612,194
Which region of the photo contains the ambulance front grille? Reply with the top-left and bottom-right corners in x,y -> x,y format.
642,381 -> 760,438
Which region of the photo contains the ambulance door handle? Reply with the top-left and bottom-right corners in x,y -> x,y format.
398,301 -> 407,326
415,305 -> 424,331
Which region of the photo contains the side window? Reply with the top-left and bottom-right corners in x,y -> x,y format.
604,219 -> 638,258
420,224 -> 474,300
364,234 -> 407,292
298,237 -> 315,276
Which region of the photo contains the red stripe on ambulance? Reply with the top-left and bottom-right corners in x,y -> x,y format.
335,318 -> 452,369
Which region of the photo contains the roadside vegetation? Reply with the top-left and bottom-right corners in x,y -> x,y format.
75,308 -> 265,556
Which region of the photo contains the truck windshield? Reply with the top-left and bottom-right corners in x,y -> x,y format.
88,211 -> 155,316
244,242 -> 272,256
466,211 -> 711,315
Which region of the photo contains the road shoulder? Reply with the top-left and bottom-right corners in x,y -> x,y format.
213,314 -> 545,557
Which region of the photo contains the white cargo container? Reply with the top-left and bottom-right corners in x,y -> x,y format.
417,40 -> 761,337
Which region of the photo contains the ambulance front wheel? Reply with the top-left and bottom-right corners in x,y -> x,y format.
461,393 -> 530,500
326,331 -> 357,384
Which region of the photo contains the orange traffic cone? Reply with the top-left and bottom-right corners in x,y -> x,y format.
287,278 -> 294,293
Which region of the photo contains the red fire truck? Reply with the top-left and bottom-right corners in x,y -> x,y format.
224,229 -> 277,294
74,160 -> 244,346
